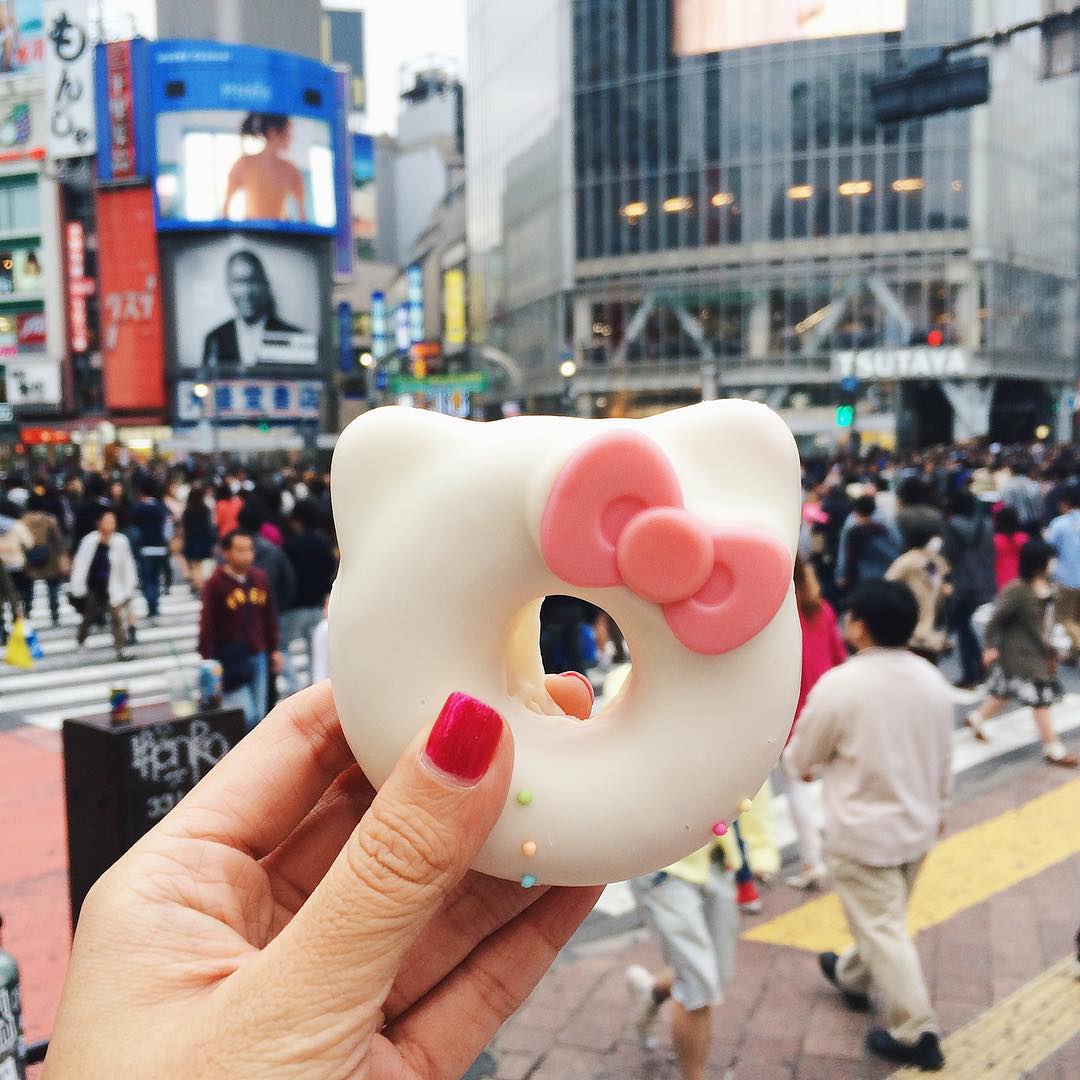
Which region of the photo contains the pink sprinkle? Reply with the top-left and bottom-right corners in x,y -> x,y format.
712,820 -> 728,837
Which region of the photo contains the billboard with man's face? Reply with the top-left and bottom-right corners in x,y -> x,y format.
163,233 -> 323,378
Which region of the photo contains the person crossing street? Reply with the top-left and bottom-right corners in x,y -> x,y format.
69,509 -> 137,662
785,580 -> 953,1072
198,530 -> 283,729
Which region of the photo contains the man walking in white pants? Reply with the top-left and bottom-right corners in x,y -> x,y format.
785,579 -> 953,1073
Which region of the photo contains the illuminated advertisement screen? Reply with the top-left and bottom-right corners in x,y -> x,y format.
673,0 -> 907,56
0,0 -> 44,76
149,41 -> 338,236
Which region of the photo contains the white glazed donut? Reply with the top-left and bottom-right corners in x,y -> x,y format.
328,400 -> 802,887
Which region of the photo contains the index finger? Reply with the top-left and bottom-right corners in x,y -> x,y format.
157,681 -> 356,859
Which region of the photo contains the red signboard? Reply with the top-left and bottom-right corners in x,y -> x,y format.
65,222 -> 94,353
16,313 -> 45,347
97,187 -> 166,412
21,428 -> 71,445
106,41 -> 136,180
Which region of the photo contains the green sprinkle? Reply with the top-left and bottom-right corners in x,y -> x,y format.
516,789 -> 534,806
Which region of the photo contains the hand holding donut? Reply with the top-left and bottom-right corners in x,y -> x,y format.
45,679 -> 600,1079
329,400 -> 802,886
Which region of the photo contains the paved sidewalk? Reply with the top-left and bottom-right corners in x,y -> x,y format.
3,722 -> 1077,1078
486,761 -> 1080,1080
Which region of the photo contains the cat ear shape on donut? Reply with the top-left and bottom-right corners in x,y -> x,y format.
539,430 -> 793,655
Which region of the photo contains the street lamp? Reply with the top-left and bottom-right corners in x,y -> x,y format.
192,372 -> 219,460
359,352 -> 374,368
559,357 -> 578,415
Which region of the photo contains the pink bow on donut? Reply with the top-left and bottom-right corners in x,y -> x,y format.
539,430 -> 792,656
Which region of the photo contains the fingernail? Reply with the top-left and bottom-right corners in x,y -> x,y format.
560,670 -> 595,704
422,692 -> 503,786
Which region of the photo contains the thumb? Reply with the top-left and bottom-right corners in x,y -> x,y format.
255,691 -> 512,1015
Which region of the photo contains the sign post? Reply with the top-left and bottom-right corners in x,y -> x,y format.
63,702 -> 246,927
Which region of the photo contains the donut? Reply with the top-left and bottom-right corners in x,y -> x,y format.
328,399 -> 801,886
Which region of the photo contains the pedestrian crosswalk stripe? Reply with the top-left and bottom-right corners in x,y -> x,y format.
891,955 -> 1080,1078
592,699 -> 1080,922
743,777 -> 1080,954
2,583 -> 312,730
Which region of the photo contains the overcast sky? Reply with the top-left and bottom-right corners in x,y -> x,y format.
102,0 -> 468,135
349,0 -> 467,135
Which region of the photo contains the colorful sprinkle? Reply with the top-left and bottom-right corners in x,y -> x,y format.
521,840 -> 538,858
711,820 -> 728,837
516,789 -> 534,806
739,798 -> 753,814
520,874 -> 538,888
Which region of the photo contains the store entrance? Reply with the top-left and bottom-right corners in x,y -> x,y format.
990,381 -> 1054,444
901,381 -> 953,448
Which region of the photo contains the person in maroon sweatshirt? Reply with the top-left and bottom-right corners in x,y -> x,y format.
198,530 -> 282,729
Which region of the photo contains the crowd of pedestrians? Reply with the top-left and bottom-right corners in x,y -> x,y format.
6,438 -> 1080,1076
618,438 -> 1080,1077
801,440 -> 1080,767
0,463 -> 338,717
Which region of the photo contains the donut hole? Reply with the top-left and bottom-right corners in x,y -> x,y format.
507,596 -> 630,720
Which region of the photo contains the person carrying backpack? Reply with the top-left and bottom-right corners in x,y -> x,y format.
22,491 -> 66,627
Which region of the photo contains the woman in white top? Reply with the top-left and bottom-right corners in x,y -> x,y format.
70,509 -> 138,661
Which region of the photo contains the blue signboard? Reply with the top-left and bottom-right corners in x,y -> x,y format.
332,66 -> 353,276
407,264 -> 424,344
371,290 -> 387,359
351,132 -> 374,186
337,300 -> 353,373
394,306 -> 410,352
146,40 -> 338,236
94,38 -> 153,181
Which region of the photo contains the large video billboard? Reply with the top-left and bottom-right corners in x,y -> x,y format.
673,1 -> 907,56
163,233 -> 323,377
148,41 -> 338,236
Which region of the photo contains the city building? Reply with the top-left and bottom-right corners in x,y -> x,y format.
334,64 -> 473,423
466,0 -> 1080,448
0,17 -> 69,457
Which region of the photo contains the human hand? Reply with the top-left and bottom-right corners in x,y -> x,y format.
982,647 -> 999,667
45,677 -> 600,1078
272,649 -> 284,675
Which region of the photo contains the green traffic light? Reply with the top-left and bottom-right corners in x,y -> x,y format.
836,404 -> 855,428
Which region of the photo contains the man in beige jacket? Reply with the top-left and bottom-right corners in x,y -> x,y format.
785,579 -> 953,1072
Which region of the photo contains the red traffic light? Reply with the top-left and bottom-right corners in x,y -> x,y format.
927,329 -> 944,347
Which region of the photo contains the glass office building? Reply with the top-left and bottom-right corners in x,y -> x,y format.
466,1 -> 1079,446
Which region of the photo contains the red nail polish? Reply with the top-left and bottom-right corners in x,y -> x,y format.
560,670 -> 595,704
423,692 -> 503,785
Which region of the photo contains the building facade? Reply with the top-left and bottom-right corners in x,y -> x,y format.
466,0 -> 1080,448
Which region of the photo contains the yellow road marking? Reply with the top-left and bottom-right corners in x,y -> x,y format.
892,956 -> 1080,1078
744,778 -> 1080,953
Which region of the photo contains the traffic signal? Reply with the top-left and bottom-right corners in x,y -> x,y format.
871,56 -> 990,124
836,404 -> 855,428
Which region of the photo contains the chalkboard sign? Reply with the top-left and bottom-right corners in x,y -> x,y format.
62,703 -> 245,927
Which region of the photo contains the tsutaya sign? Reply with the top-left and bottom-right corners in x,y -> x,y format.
833,347 -> 969,381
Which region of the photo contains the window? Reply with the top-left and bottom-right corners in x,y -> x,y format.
0,177 -> 40,233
